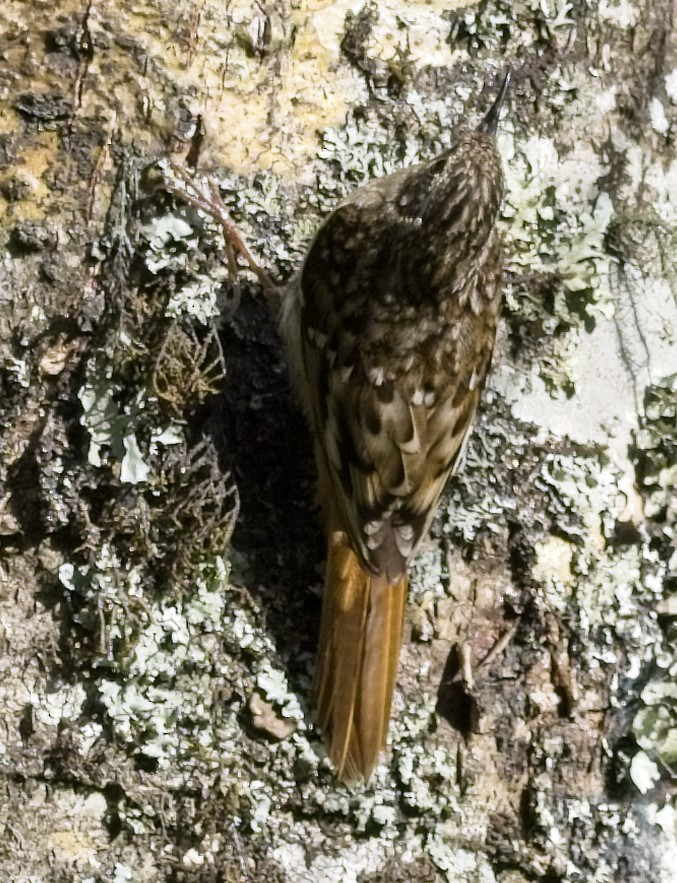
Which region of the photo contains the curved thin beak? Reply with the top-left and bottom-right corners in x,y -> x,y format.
478,69 -> 511,136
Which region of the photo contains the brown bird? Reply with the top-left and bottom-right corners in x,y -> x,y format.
281,73 -> 510,783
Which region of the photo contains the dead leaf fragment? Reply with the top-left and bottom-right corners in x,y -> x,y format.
249,693 -> 296,741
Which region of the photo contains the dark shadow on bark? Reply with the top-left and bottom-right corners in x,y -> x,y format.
436,644 -> 479,739
212,288 -> 324,682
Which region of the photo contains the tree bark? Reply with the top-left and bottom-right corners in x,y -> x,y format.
0,1 -> 675,881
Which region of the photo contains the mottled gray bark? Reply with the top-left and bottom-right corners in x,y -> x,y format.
0,1 -> 675,881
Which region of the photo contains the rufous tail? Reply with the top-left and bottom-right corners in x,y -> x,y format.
314,527 -> 407,783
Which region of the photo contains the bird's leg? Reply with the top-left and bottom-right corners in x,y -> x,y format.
156,159 -> 281,312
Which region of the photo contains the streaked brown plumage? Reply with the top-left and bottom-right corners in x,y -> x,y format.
282,74 -> 510,782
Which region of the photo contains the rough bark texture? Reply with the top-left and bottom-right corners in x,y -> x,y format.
0,1 -> 675,881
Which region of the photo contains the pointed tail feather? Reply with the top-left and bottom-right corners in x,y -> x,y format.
314,528 -> 407,783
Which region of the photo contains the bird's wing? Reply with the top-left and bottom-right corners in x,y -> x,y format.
297,200 -> 499,581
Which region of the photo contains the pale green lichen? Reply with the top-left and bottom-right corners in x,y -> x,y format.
120,432 -> 151,483
398,740 -> 460,817
316,119 -> 422,190
409,547 -> 447,596
633,683 -> 677,769
248,781 -> 272,832
59,542 -> 145,643
139,210 -> 229,323
255,663 -> 305,722
501,127 -> 615,322
78,376 -> 129,467
629,751 -> 661,794
33,683 -> 88,730
79,375 -> 182,484
666,69 -> 677,102
426,839 -> 495,881
633,375 -> 677,554
598,0 -> 640,29
624,374 -> 677,786
5,356 -> 31,388
111,863 -> 133,883
95,557 -> 238,766
69,546 -> 320,823
408,547 -> 448,641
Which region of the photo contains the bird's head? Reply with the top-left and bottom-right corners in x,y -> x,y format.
395,71 -> 510,246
